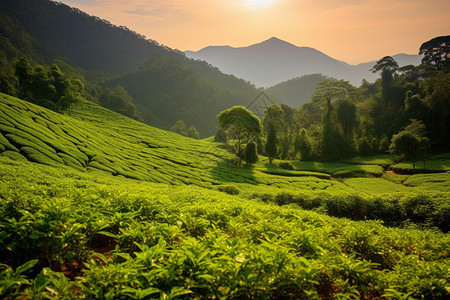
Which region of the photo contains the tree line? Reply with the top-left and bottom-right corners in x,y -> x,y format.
216,36 -> 450,168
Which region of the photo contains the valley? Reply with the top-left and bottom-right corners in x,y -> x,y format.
0,0 -> 449,298
0,93 -> 449,298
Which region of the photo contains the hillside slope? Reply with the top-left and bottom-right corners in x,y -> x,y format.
1,92 -> 449,228
0,0 -> 257,135
265,74 -> 333,108
0,93 -> 348,190
102,56 -> 256,137
0,93 -> 236,186
0,93 -> 361,194
0,93 -> 448,299
0,0 -> 177,75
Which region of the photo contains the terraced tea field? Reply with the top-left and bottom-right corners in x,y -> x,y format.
1,93 -> 449,299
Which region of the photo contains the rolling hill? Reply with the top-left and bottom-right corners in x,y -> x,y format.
264,74 -> 333,108
0,92 -> 448,227
0,92 -> 449,298
186,37 -> 422,87
0,94 -> 450,299
0,0 -> 258,136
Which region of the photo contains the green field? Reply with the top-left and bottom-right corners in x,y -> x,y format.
1,93 -> 449,299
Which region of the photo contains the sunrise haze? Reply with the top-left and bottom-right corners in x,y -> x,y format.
42,0 -> 450,63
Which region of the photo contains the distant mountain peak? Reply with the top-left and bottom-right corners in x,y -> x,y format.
185,38 -> 422,87
264,37 -> 286,43
253,37 -> 298,48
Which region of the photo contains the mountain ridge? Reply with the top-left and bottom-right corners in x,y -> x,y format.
186,37 -> 422,87
0,0 -> 258,136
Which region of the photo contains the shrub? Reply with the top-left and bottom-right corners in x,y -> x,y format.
379,137 -> 390,153
213,128 -> 227,143
243,141 -> 258,166
218,185 -> 240,195
274,192 -> 295,205
358,138 -> 372,156
278,161 -> 294,170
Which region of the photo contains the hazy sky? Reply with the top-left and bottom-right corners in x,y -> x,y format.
59,0 -> 449,64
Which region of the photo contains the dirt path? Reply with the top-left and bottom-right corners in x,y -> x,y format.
384,170 -> 397,175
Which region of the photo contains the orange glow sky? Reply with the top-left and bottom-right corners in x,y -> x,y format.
59,0 -> 449,64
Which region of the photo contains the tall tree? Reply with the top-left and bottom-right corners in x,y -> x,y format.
423,72 -> 450,149
370,56 -> 399,112
419,35 -> 450,71
217,106 -> 262,166
170,120 -> 187,135
311,80 -> 356,159
265,123 -> 278,164
311,80 -> 356,127
186,126 -> 199,139
389,120 -> 430,171
294,128 -> 311,161
243,141 -> 258,166
15,57 -> 32,99
335,99 -> 357,139
262,104 -> 284,134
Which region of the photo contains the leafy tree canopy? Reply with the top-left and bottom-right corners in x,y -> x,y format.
243,141 -> 258,166
265,123 -> 278,163
370,56 -> 399,74
390,119 -> 430,170
217,106 -> 262,138
419,35 -> 450,70
186,126 -> 200,139
217,106 -> 262,165
262,104 -> 284,134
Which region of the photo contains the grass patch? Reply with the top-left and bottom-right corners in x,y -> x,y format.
343,155 -> 395,166
392,153 -> 450,173
343,178 -> 412,194
290,160 -> 384,177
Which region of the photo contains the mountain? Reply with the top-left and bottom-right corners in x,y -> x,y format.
103,56 -> 255,137
0,0 -> 257,136
0,0 -> 179,76
265,74 -> 333,108
186,37 -> 422,87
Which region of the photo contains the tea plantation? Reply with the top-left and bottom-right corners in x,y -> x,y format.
1,93 -> 449,299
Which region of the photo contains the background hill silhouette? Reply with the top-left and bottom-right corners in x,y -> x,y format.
186,37 -> 422,87
0,0 -> 258,136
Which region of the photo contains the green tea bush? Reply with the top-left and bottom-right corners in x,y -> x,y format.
279,161 -> 294,170
217,185 -> 240,195
0,94 -> 449,299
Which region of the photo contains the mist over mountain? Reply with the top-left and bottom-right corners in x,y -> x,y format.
186,37 -> 422,87
265,74 -> 333,108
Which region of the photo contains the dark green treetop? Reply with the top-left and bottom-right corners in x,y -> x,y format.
217,106 -> 262,165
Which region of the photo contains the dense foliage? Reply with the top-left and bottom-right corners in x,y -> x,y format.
0,0 -> 257,137
250,49 -> 450,162
0,2 -> 449,298
0,93 -> 449,298
265,74 -> 333,107
104,57 -> 256,137
217,106 -> 262,165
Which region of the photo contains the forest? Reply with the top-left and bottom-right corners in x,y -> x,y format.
0,0 -> 449,299
217,48 -> 450,166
